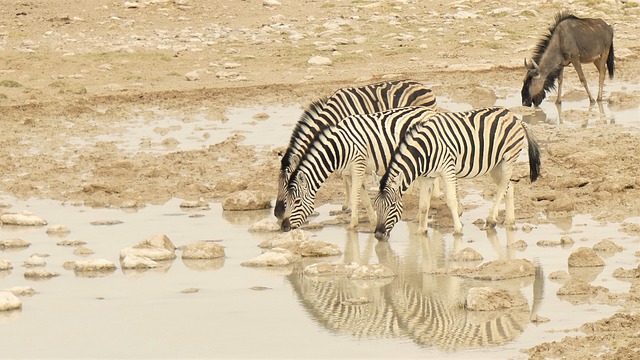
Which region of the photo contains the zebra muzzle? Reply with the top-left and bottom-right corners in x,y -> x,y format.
281,218 -> 292,232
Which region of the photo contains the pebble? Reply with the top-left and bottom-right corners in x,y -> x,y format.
0,291 -> 21,311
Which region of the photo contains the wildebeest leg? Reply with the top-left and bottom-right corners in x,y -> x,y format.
595,50 -> 609,102
555,67 -> 564,104
416,177 -> 435,234
572,61 -> 595,104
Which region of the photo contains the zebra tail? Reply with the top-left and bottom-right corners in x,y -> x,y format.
524,125 -> 541,183
607,41 -> 615,80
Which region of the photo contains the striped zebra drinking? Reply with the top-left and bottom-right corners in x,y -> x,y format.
280,106 -> 438,232
274,80 -> 437,220
374,107 -> 541,241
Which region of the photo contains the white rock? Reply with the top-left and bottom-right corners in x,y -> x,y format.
307,56 -> 332,66
248,218 -> 281,232
0,238 -> 30,249
241,248 -> 300,267
70,259 -> 117,272
222,190 -> 271,211
181,241 -> 225,259
466,287 -> 528,311
223,62 -> 241,69
347,264 -> 395,280
259,229 -> 309,249
23,255 -> 46,267
0,259 -> 12,270
3,286 -> 35,296
298,240 -> 341,257
185,70 -> 200,81
0,291 -> 21,311
119,246 -> 176,261
0,212 -> 47,226
263,0 -> 281,7
124,2 -> 140,8
46,225 -> 71,234
121,255 -> 159,269
23,269 -> 59,279
140,234 -> 176,251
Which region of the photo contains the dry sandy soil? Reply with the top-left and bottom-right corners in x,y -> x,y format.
1,0 -> 639,358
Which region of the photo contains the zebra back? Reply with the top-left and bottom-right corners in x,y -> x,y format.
381,107 -> 527,194
281,80 -> 437,173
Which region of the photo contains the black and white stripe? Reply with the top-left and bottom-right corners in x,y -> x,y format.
274,80 -> 437,220
281,106 -> 438,232
374,107 -> 541,240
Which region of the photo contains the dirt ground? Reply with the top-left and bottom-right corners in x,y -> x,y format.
1,0 -> 639,358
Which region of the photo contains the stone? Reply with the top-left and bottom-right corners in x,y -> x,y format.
347,264 -> 394,280
466,287 -> 528,311
68,259 -> 117,273
307,56 -> 332,66
453,247 -> 483,261
222,190 -> 271,211
23,269 -> 60,279
0,238 -> 30,249
120,255 -> 160,269
181,241 -> 225,259
23,255 -> 46,267
568,247 -> 605,267
0,212 -> 47,226
46,225 -> 71,234
0,291 -> 21,311
249,218 -> 281,232
241,248 -> 300,267
0,259 -> 12,271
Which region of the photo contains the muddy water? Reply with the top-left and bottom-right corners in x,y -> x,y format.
1,87 -> 639,358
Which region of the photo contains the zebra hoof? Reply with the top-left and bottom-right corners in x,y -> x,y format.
485,218 -> 497,228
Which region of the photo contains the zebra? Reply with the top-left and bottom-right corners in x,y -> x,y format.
280,106 -> 439,232
274,80 -> 437,221
374,107 -> 541,241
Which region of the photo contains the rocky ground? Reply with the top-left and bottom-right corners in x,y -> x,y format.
1,0 -> 640,358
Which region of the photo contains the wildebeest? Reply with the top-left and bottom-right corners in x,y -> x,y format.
522,12 -> 614,107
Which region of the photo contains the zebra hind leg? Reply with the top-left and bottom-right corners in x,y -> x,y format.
487,162 -> 514,228
341,173 -> 352,212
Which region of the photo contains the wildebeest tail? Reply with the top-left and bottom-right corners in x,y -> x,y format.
607,42 -> 615,79
524,125 -> 541,183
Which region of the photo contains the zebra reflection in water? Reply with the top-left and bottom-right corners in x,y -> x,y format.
286,227 -> 543,350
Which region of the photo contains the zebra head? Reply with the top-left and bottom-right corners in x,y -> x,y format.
374,175 -> 403,241
274,154 -> 301,220
280,171 -> 314,232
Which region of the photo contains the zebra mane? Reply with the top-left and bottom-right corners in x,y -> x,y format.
281,97 -> 329,169
531,11 -> 579,92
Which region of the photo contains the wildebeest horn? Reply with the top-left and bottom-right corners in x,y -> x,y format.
524,58 -> 540,72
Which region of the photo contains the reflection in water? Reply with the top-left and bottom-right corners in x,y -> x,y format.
287,228 -> 544,351
0,309 -> 21,324
182,258 -> 225,271
521,99 -> 612,127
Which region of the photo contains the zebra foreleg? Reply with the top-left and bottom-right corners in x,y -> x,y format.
442,174 -> 463,234
416,177 -> 435,234
341,172 -> 353,212
347,162 -> 368,229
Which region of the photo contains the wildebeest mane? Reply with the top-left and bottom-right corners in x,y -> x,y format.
281,97 -> 328,168
532,12 -> 579,91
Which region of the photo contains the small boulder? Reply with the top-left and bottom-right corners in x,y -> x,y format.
241,248 -> 300,267
222,190 -> 271,211
121,255 -> 159,269
0,238 -> 31,249
0,291 -> 21,311
347,264 -> 394,280
465,287 -> 528,311
568,247 -> 605,267
453,247 -> 483,261
249,218 -> 281,232
181,241 -> 225,259
0,259 -> 12,271
0,212 -> 47,226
